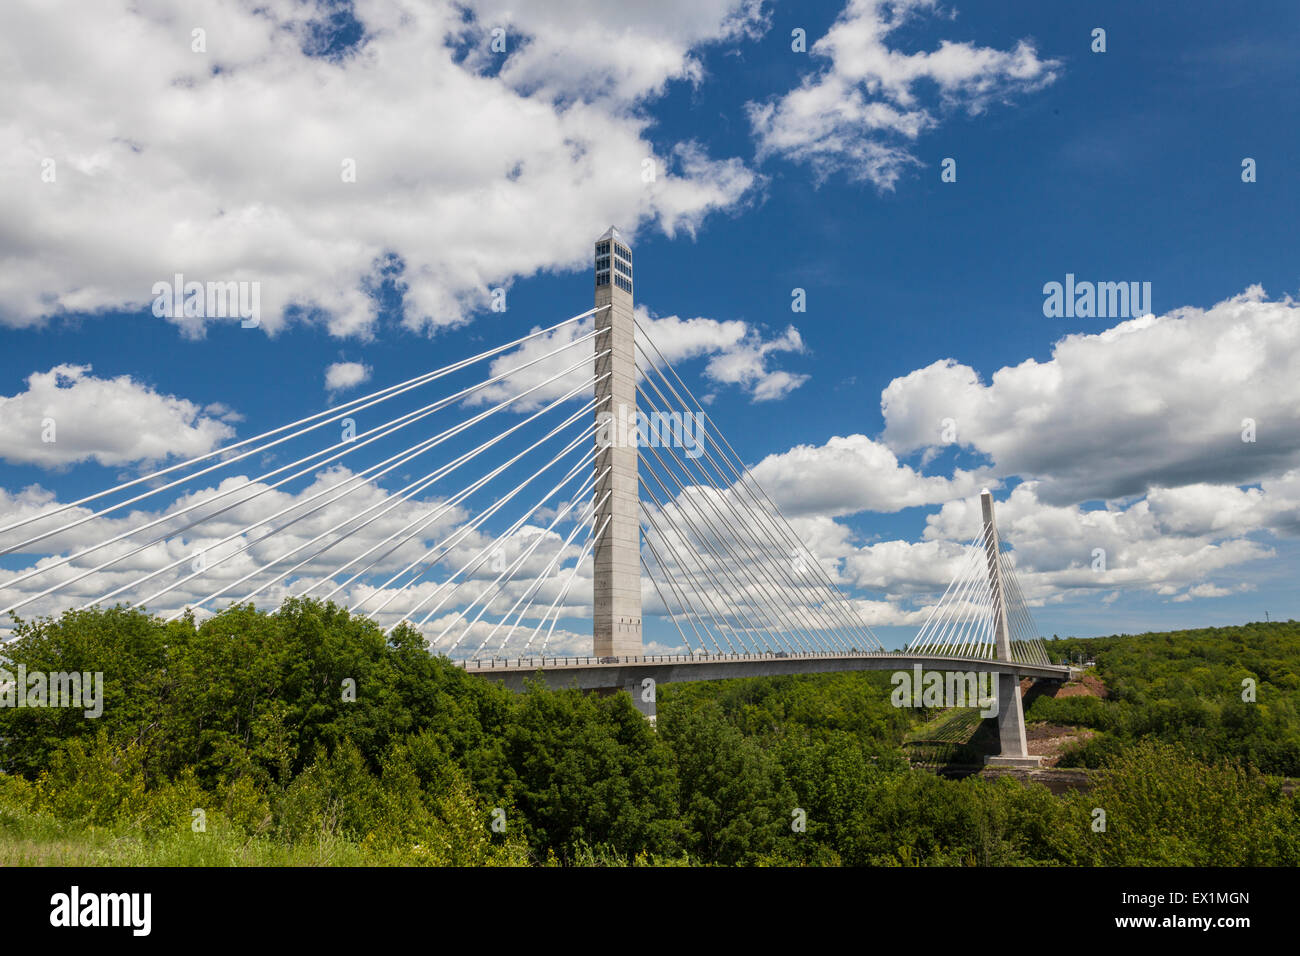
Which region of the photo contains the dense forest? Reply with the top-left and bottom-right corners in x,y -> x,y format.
0,600 -> 1296,865
1034,624 -> 1300,775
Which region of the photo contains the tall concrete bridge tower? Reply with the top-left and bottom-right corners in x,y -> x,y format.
981,488 -> 1038,767
592,227 -> 642,657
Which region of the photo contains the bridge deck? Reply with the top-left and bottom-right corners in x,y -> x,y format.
456,652 -> 1070,693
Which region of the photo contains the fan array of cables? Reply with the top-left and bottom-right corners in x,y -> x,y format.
906,523 -> 1050,666
0,300 -> 1048,667
632,318 -> 884,657
0,307 -> 617,659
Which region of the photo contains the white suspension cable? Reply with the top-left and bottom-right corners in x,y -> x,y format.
636,437 -> 813,653
223,391 -> 608,616
640,512 -> 724,655
906,535 -> 979,653
638,474 -> 782,655
0,335 -> 609,614
360,413 -> 605,621
634,378 -> 854,653
640,510 -> 727,655
640,553 -> 699,655
637,350 -> 862,649
947,540 -> 993,657
458,474 -> 609,658
383,436 -> 599,634
639,493 -> 749,654
956,539 -> 997,658
303,388 -> 610,607
422,453 -> 600,644
0,308 -> 608,545
63,354 -> 606,617
535,514 -> 610,656
917,536 -> 985,654
485,489 -> 610,659
520,515 -> 600,655
940,537 -> 987,656
635,320 -> 883,651
961,536 -> 998,659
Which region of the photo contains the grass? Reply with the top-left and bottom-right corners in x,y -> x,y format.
0,799 -> 444,866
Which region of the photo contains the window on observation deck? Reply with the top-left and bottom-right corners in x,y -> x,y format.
596,237 -> 630,292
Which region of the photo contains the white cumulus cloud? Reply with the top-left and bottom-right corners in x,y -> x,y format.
748,0 -> 1059,188
325,361 -> 372,394
0,365 -> 235,468
465,306 -> 811,411
0,0 -> 763,337
880,286 -> 1300,504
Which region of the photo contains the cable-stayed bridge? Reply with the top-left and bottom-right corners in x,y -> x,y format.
0,227 -> 1067,766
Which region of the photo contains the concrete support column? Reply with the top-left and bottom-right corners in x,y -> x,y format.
995,672 -> 1029,758
624,675 -> 657,726
592,228 -> 642,658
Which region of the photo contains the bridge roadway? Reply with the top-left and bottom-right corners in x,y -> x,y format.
456,651 -> 1071,696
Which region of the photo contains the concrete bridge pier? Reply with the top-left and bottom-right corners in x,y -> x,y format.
625,675 -> 656,726
988,672 -> 1039,768
593,674 -> 656,726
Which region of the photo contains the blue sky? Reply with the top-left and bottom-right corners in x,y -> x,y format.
1,0 -> 1298,651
